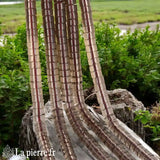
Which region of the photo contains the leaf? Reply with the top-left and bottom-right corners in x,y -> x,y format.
141,117 -> 149,125
152,127 -> 158,136
152,137 -> 160,141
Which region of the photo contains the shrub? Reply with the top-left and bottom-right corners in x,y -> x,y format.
0,33 -> 30,152
135,106 -> 160,142
0,24 -> 48,152
80,23 -> 160,105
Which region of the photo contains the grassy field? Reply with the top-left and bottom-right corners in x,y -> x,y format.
1,0 -> 160,33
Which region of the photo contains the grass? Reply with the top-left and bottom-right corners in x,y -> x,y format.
1,0 -> 160,33
0,3 -> 42,33
89,0 -> 160,24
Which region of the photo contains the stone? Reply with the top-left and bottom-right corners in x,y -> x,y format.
19,89 -> 154,159
84,88 -> 145,139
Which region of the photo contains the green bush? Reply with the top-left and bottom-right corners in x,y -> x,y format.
80,23 -> 160,105
0,32 -> 30,151
0,24 -> 48,152
135,106 -> 160,142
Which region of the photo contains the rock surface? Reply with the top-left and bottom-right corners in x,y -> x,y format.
84,88 -> 145,139
84,88 -> 145,111
19,89 -> 148,159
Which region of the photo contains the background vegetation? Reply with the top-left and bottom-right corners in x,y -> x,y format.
135,105 -> 160,152
1,0 -> 160,33
81,23 -> 160,105
1,22 -> 160,152
0,24 -> 49,152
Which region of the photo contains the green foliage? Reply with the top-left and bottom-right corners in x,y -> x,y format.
0,24 -> 49,152
80,22 -> 160,105
0,27 -> 30,152
1,22 -> 160,151
135,107 -> 160,142
134,110 -> 151,125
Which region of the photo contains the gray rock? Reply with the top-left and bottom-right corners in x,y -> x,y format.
84,88 -> 145,139
19,89 -> 147,159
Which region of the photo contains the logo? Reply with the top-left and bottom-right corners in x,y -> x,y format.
2,145 -> 55,159
2,145 -> 14,159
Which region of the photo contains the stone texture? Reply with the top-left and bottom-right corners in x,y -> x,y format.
19,88 -> 147,160
84,88 -> 145,139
